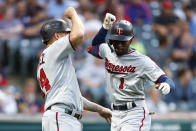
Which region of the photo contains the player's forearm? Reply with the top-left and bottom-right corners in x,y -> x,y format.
156,75 -> 175,90
82,97 -> 103,112
82,97 -> 112,124
70,11 -> 84,45
63,7 -> 84,47
92,26 -> 108,46
64,7 -> 84,47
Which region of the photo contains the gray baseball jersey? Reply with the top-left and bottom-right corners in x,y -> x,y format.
37,35 -> 83,113
98,44 -> 165,104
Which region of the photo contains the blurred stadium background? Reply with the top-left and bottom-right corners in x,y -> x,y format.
0,0 -> 196,131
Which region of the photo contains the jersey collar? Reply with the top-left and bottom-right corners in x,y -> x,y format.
125,48 -> 135,55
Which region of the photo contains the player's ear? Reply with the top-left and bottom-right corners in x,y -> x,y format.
54,32 -> 61,40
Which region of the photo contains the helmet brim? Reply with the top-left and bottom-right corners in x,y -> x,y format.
108,34 -> 133,41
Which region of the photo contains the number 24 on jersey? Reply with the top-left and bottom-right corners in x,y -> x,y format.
38,68 -> 51,97
38,53 -> 51,97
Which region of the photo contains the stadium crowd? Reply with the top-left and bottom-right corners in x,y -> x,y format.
0,0 -> 196,114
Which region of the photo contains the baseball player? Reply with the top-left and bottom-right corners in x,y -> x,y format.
37,7 -> 112,131
88,13 -> 175,131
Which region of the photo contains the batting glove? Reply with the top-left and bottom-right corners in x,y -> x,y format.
103,13 -> 116,30
155,83 -> 170,95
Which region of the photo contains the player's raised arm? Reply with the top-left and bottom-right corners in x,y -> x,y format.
82,97 -> 112,124
88,13 -> 116,58
64,7 -> 84,48
93,13 -> 116,46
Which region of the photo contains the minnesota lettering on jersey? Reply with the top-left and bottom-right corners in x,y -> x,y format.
105,58 -> 136,75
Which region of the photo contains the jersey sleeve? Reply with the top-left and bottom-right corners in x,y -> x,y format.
141,56 -> 165,83
98,43 -> 110,59
47,34 -> 74,60
88,43 -> 109,59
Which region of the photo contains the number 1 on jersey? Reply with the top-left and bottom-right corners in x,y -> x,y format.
119,78 -> 124,89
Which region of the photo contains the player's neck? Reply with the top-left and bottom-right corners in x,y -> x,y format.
46,44 -> 51,48
46,39 -> 56,48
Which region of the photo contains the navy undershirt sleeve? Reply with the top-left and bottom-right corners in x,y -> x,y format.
92,26 -> 108,46
88,26 -> 108,58
156,75 -> 175,90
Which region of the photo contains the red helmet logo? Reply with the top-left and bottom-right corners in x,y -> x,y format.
116,28 -> 123,35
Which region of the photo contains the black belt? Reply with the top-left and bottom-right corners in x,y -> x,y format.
46,106 -> 82,120
112,102 -> 137,110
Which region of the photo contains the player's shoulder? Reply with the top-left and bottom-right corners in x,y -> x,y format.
99,43 -> 111,51
128,49 -> 146,58
131,50 -> 152,62
100,43 -> 109,48
53,35 -> 69,46
47,35 -> 69,50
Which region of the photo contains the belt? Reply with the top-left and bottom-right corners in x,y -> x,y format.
46,106 -> 82,120
112,102 -> 137,110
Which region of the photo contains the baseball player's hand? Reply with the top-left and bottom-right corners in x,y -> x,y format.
98,107 -> 112,124
155,83 -> 170,95
64,7 -> 76,19
103,13 -> 116,30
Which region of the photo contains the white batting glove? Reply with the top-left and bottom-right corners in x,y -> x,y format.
156,83 -> 170,95
103,13 -> 116,30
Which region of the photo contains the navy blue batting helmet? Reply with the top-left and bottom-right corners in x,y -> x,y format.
108,20 -> 134,41
40,19 -> 71,44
